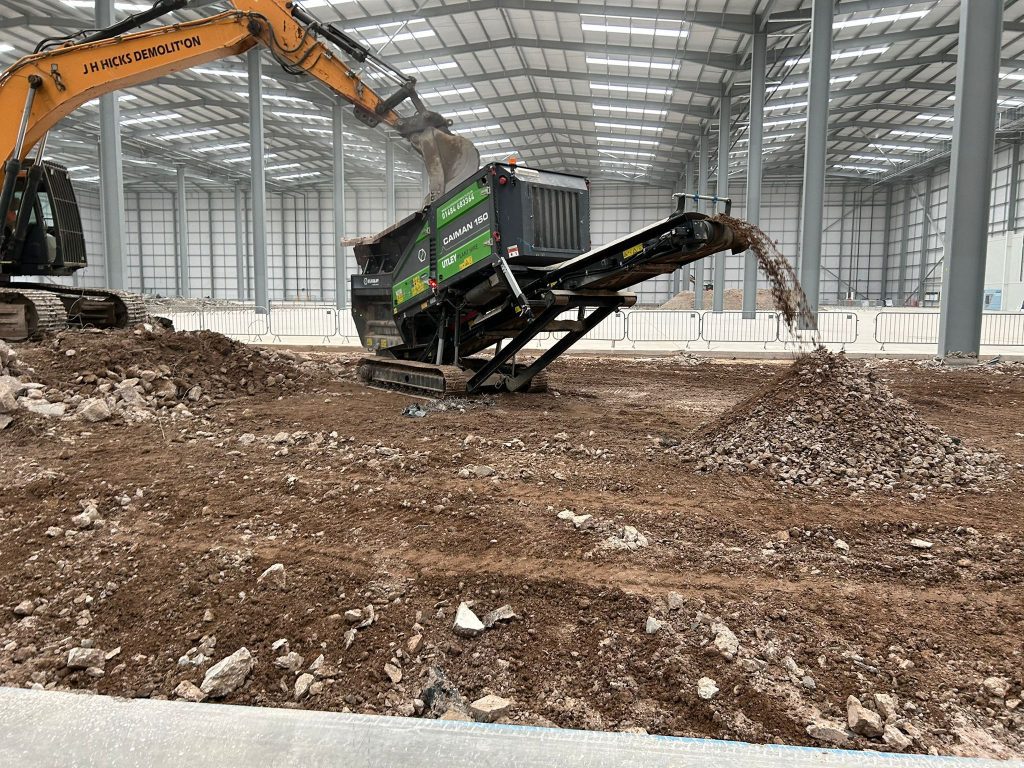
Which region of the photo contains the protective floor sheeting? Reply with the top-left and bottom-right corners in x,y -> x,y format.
0,688 -> 1016,768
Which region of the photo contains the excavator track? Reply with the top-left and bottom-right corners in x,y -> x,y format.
0,287 -> 68,341
357,357 -> 472,396
10,284 -> 147,330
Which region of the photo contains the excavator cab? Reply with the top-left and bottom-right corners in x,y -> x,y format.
1,162 -> 87,278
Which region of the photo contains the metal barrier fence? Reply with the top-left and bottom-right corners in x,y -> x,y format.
203,307 -> 270,341
701,311 -> 781,345
546,309 -> 627,342
152,303 -> 1024,350
267,303 -> 340,342
982,312 -> 1024,347
874,311 -> 940,348
781,311 -> 859,347
625,310 -> 701,345
875,310 -> 1024,348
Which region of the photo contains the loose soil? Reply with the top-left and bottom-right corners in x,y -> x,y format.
1,331 -> 1022,758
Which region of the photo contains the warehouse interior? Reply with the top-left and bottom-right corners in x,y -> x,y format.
3,0 -> 1023,326
1,1 -> 1023,766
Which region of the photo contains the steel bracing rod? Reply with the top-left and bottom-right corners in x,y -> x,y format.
466,302 -> 565,392
504,306 -> 617,393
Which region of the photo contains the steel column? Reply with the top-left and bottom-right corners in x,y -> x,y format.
333,99 -> 348,309
206,191 -> 215,298
385,136 -> 396,223
797,0 -> 832,328
916,172 -> 934,305
96,0 -> 127,291
234,183 -> 245,300
897,182 -> 912,305
1008,141 -> 1020,232
134,191 -> 145,295
879,184 -> 893,303
679,158 -> 693,295
248,49 -> 269,314
938,0 -> 1004,357
174,165 -> 189,298
742,25 -> 766,319
694,129 -> 709,310
713,85 -> 730,313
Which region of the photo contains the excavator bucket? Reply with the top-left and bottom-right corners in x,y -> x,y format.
395,112 -> 480,200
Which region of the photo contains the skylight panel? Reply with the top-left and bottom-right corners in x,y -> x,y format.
832,10 -> 929,30
597,136 -> 660,146
589,83 -> 673,97
786,47 -> 889,66
121,112 -> 181,127
158,129 -> 220,141
586,57 -> 678,72
890,129 -> 951,140
594,122 -> 662,133
580,14 -> 687,38
593,104 -> 667,117
770,75 -> 857,92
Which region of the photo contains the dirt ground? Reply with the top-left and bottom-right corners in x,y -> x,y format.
1,330 -> 1022,758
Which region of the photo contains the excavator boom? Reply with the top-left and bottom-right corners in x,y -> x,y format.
0,0 -> 479,201
0,0 -> 479,340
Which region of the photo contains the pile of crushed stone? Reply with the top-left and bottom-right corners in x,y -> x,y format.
0,324 -> 355,427
661,288 -> 776,311
676,349 -> 1007,493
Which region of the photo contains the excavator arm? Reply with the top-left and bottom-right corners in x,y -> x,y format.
0,0 -> 479,210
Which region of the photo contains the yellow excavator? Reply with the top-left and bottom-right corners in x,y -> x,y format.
0,0 -> 480,340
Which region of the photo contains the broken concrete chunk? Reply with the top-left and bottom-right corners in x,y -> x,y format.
76,398 -> 112,423
406,634 -> 423,655
440,708 -> 474,722
173,680 -> 207,703
67,647 -> 106,670
200,647 -> 254,698
882,724 -> 912,751
273,652 -> 304,673
847,695 -> 884,738
711,623 -> 739,660
697,677 -> 719,700
453,603 -> 484,638
469,694 -> 511,723
807,721 -> 849,745
482,605 -> 516,628
983,676 -> 1010,698
256,563 -> 287,590
294,673 -> 315,701
872,692 -> 899,720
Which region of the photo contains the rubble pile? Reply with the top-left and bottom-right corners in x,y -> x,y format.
679,349 -> 1006,492
661,288 -> 775,311
0,324 -> 353,427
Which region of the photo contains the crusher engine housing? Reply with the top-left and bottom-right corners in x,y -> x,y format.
351,162 -> 748,394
